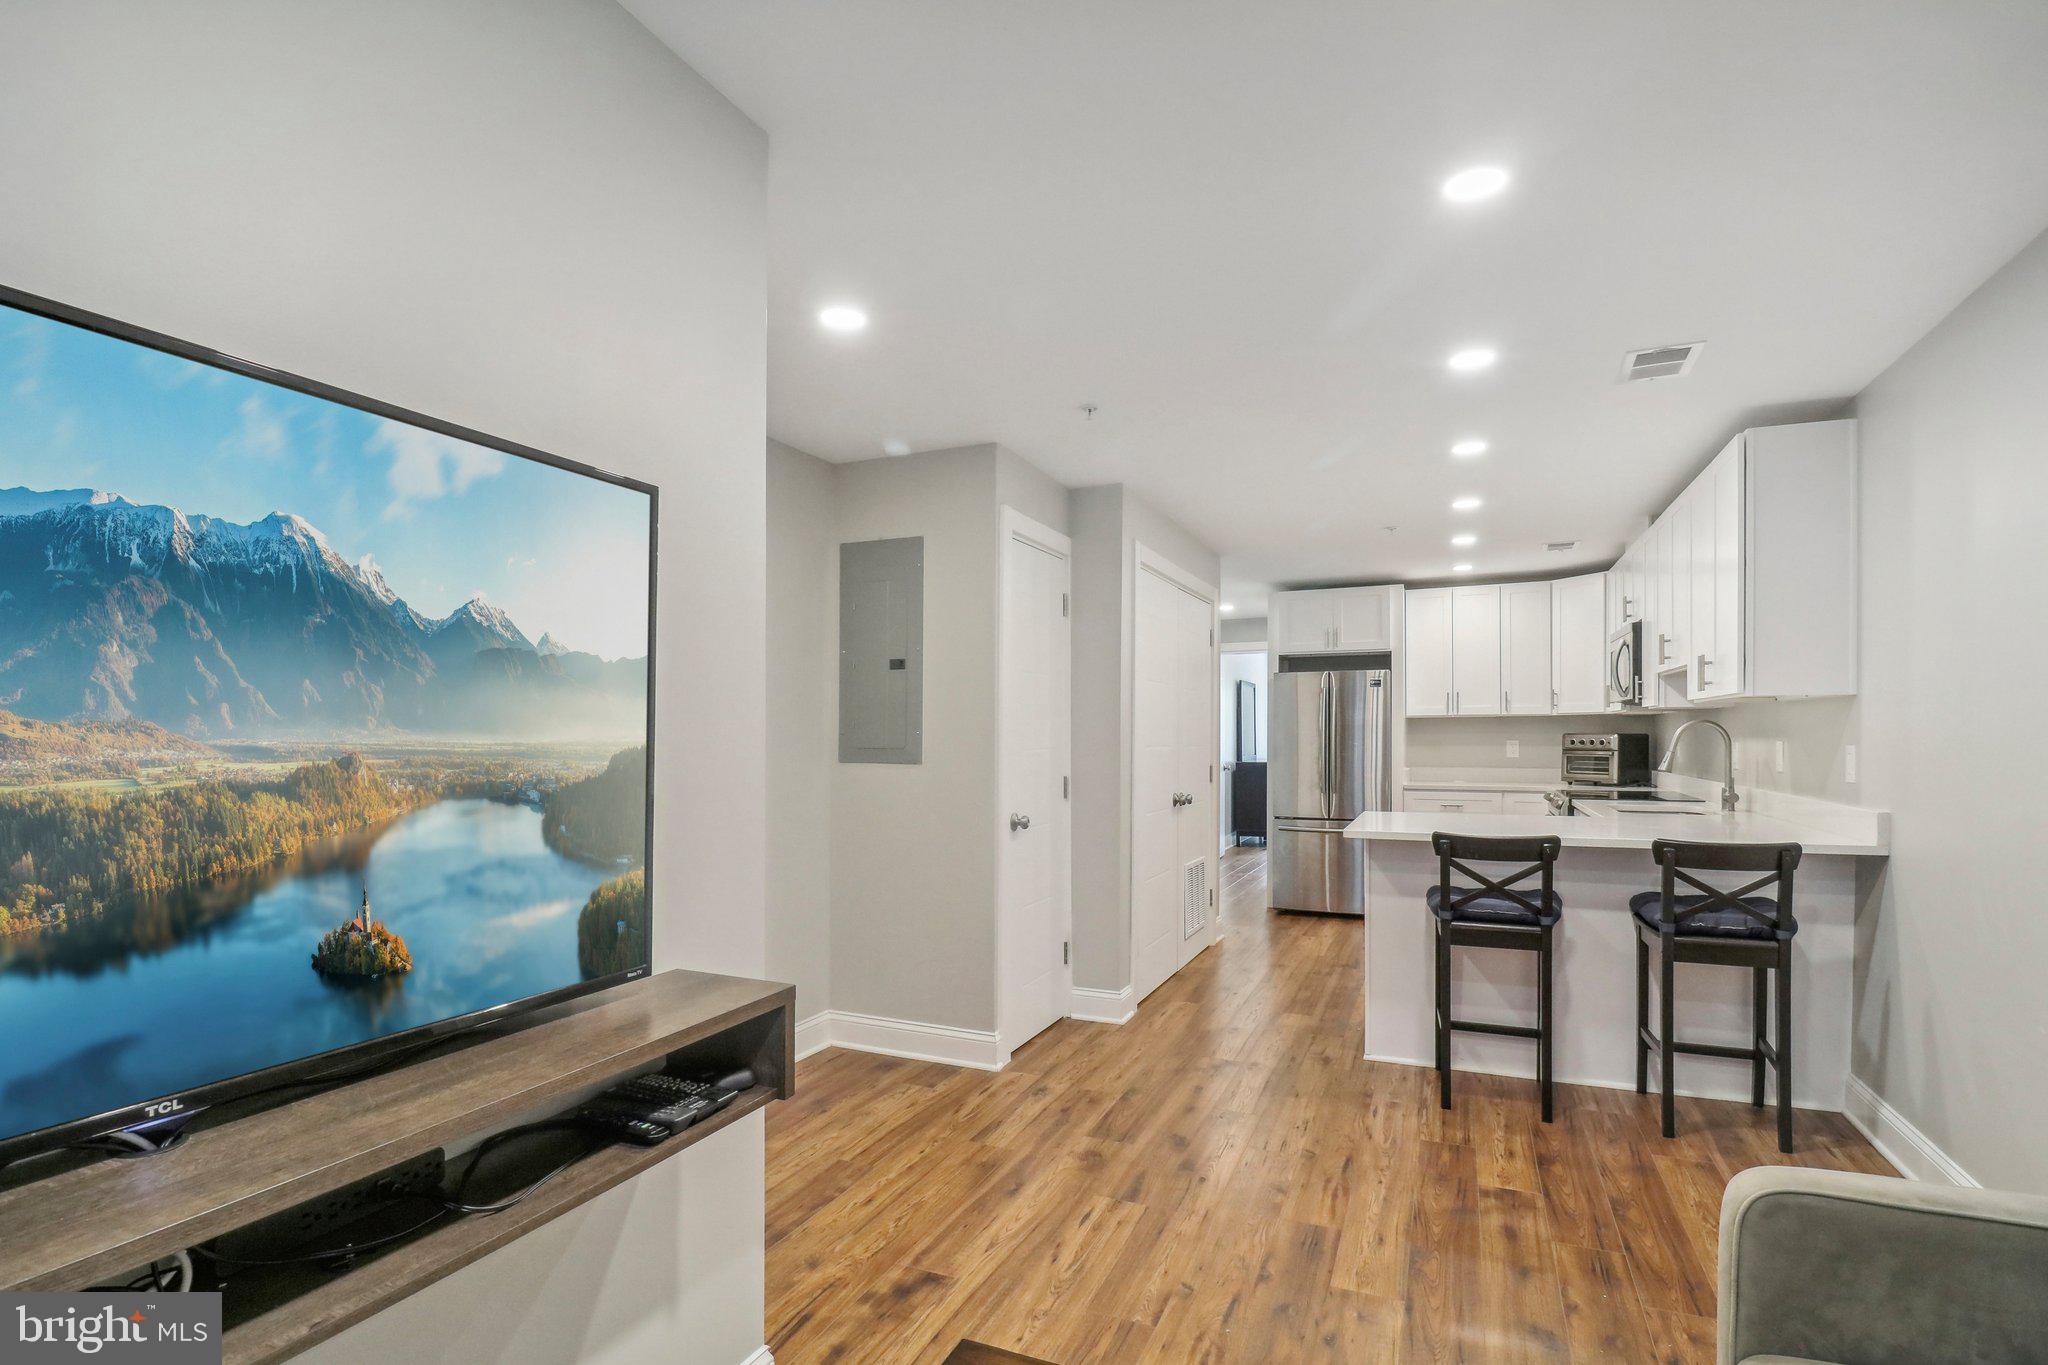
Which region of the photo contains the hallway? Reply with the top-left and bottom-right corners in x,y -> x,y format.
766,848 -> 1889,1362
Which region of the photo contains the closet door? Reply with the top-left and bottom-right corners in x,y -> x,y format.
1132,561 -> 1217,1003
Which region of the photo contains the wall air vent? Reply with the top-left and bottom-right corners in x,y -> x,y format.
1619,342 -> 1703,382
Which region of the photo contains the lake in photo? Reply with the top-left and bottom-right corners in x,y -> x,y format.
0,798 -> 616,1140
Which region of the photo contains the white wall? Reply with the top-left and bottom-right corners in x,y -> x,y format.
766,440 -> 835,1031
0,2 -> 772,1358
1657,224 -> 2048,1193
1067,486 -> 1222,993
1405,715 -> 1657,778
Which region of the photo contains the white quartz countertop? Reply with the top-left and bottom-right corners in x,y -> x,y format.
1398,778 -> 1559,793
1342,804 -> 1888,857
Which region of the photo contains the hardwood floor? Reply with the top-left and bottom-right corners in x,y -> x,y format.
766,847 -> 1891,1362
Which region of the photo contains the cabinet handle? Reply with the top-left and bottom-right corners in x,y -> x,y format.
1442,803 -> 1465,811
1010,813 -> 1032,831
1552,688 -> 1558,710
1697,653 -> 1712,686
1657,633 -> 1670,665
1445,690 -> 1451,714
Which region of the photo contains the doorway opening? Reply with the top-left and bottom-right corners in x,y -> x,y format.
1221,647 -> 1267,850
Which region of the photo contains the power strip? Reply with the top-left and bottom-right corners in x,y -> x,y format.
208,1149 -> 447,1261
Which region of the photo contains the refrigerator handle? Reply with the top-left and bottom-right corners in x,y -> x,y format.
1322,672 -> 1337,820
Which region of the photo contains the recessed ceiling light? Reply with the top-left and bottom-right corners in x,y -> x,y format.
1450,438 -> 1488,457
881,438 -> 911,457
1451,496 -> 1483,511
1450,533 -> 1476,548
1441,166 -> 1510,203
1447,346 -> 1497,373
1452,563 -> 1474,573
1220,603 -> 1235,613
817,304 -> 869,334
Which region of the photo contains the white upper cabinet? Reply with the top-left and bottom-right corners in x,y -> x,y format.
1333,586 -> 1395,650
1500,581 -> 1552,715
1449,585 -> 1502,716
1270,585 -> 1397,655
1694,436 -> 1746,699
1403,587 -> 1454,716
1738,420 -> 1857,699
1271,590 -> 1338,654
1637,419 -> 1858,705
1550,572 -> 1606,714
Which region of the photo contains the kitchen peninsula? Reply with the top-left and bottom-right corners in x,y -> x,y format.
1343,792 -> 1889,1108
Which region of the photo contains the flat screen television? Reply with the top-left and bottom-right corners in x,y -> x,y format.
0,284 -> 656,1164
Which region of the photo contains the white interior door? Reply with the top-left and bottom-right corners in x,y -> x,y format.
999,518 -> 1070,1053
1132,556 -> 1217,1004
1173,583 -> 1217,967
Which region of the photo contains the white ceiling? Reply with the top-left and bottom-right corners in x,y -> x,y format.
626,0 -> 2048,617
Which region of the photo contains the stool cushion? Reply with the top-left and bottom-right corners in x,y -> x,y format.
1630,891 -> 1790,939
1428,884 -> 1560,927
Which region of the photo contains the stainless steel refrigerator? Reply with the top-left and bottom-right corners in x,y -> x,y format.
1269,662 -> 1392,916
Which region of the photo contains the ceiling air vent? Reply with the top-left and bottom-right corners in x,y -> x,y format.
1546,541 -> 1578,553
1620,342 -> 1703,382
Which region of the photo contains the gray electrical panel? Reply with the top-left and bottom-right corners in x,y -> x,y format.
838,536 -> 924,764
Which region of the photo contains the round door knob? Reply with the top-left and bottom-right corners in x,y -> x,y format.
1010,813 -> 1032,831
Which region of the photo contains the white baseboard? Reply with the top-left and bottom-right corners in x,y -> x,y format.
737,1348 -> 773,1365
1843,1075 -> 1977,1187
1364,1049 -> 1843,1110
793,1012 -> 832,1062
1069,983 -> 1136,1024
806,1009 -> 1005,1071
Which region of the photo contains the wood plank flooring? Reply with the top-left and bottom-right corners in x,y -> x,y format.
766,847 -> 1891,1362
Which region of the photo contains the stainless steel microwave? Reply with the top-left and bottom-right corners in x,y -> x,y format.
1606,618 -> 1642,708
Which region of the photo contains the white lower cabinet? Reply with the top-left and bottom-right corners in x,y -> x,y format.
1501,791 -> 1554,815
1402,789 -> 1505,815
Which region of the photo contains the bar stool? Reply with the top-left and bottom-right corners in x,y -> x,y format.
1428,832 -> 1563,1122
1632,839 -> 1803,1152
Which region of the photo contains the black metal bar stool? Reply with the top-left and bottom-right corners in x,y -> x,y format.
1428,832 -> 1563,1122
1632,839 -> 1803,1152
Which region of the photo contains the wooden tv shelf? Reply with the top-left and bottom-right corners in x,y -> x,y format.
0,968 -> 793,1364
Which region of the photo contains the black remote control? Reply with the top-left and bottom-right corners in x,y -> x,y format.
572,1106 -> 674,1146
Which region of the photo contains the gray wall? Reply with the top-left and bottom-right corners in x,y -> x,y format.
1067,486 -> 1223,993
828,447 -> 1001,1030
766,441 -> 836,1029
0,2 -> 772,1358
1220,616 -> 1269,646
772,443 -> 1070,1034
1657,225 -> 2048,1193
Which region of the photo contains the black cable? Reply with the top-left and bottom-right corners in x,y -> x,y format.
441,1118 -> 601,1215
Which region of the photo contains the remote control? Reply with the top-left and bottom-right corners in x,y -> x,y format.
573,1106 -> 674,1146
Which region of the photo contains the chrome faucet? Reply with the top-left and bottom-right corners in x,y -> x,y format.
1657,718 -> 1739,811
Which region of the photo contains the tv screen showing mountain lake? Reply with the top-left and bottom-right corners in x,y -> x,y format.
0,296 -> 653,1144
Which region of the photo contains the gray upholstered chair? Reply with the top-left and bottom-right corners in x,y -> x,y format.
1718,1166 -> 2048,1364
